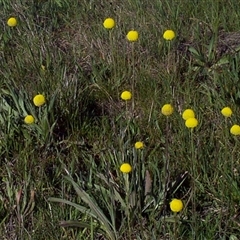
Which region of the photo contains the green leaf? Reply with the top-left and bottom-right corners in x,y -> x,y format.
48,197 -> 94,216
96,173 -> 126,209
59,220 -> 105,236
49,176 -> 117,240
188,47 -> 205,62
207,36 -> 216,61
67,177 -> 115,236
215,56 -> 229,66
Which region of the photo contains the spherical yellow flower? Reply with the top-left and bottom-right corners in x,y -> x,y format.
126,30 -> 139,42
161,104 -> 174,116
221,107 -> 232,117
7,17 -> 17,27
120,163 -> 132,173
33,94 -> 46,107
163,30 -> 175,40
170,198 -> 183,213
103,18 -> 115,29
230,124 -> 240,136
182,109 -> 195,120
134,141 -> 144,149
185,117 -> 198,128
120,91 -> 132,101
24,115 -> 34,124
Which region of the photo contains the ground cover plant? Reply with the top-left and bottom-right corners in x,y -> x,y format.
1,0 -> 240,239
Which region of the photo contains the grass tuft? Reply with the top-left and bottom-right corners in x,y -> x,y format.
1,0 -> 240,239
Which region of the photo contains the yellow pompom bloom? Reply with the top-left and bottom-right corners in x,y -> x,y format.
120,91 -> 132,101
24,115 -> 34,124
103,18 -> 115,29
135,141 -> 144,149
120,163 -> 132,173
185,117 -> 198,128
163,30 -> 175,40
33,94 -> 46,107
161,104 -> 174,116
126,30 -> 139,42
170,198 -> 183,213
221,107 -> 232,117
182,109 -> 195,120
230,124 -> 240,136
7,17 -> 17,27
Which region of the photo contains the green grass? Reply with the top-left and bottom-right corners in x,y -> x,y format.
1,0 -> 240,239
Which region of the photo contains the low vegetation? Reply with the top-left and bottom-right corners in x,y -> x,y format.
1,0 -> 240,239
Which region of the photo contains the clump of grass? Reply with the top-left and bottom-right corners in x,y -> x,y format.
1,0 -> 240,239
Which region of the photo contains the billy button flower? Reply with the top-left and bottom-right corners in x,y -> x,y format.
170,198 -> 183,213
185,117 -> 198,128
134,141 -> 144,149
230,124 -> 240,136
126,30 -> 139,42
24,115 -> 35,124
120,163 -> 132,173
163,30 -> 175,40
33,94 -> 46,107
161,104 -> 174,116
182,109 -> 195,120
103,18 -> 115,29
120,90 -> 132,101
7,17 -> 17,27
221,107 -> 233,117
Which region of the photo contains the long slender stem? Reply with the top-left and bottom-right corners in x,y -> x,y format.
167,41 -> 171,73
190,129 -> 196,238
131,43 -> 135,114
164,117 -> 170,201
124,174 -> 131,238
163,117 -> 170,238
109,31 -> 117,85
173,212 -> 178,240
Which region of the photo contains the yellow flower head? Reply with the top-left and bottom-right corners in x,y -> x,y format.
163,30 -> 175,40
24,115 -> 35,124
33,94 -> 46,107
185,117 -> 198,128
120,91 -> 132,101
7,17 -> 17,27
230,124 -> 240,136
182,109 -> 195,120
135,141 -> 144,149
221,107 -> 232,117
120,163 -> 132,173
170,198 -> 183,213
103,18 -> 115,29
161,104 -> 174,116
126,30 -> 139,42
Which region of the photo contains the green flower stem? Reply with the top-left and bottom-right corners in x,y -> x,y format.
125,101 -> 131,138
231,137 -> 239,175
223,118 -> 229,168
123,173 -> 131,237
125,100 -> 128,115
190,129 -> 197,238
163,117 -> 170,236
173,212 -> 178,240
109,30 -> 118,92
131,43 -> 135,113
166,41 -> 171,73
164,117 -> 170,203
